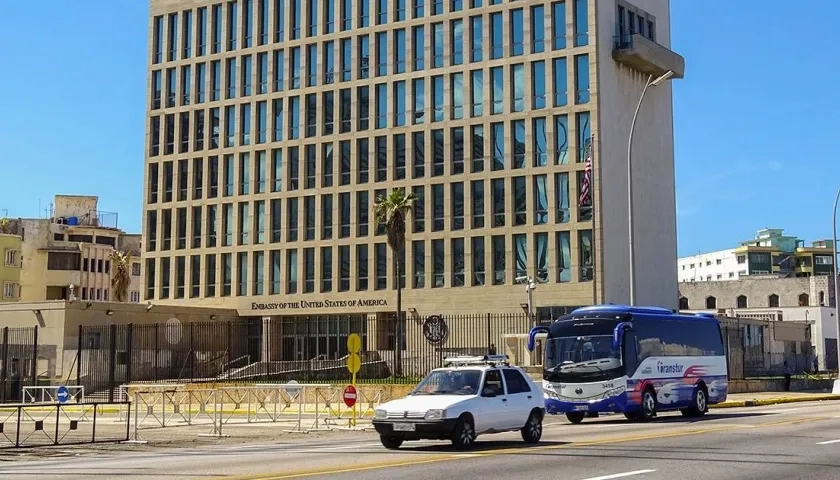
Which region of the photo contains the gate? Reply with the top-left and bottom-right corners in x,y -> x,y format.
0,327 -> 39,403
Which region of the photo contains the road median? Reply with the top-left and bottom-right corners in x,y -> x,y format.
712,394 -> 840,408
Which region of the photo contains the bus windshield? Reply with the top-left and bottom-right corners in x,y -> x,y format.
543,317 -> 625,382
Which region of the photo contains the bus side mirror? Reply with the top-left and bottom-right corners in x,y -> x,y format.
527,325 -> 550,352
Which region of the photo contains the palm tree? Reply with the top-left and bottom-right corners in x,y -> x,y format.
373,188 -> 417,377
110,250 -> 132,302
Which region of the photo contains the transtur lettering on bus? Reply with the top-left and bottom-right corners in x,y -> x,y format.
656,361 -> 684,374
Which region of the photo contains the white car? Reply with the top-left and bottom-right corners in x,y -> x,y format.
372,355 -> 546,450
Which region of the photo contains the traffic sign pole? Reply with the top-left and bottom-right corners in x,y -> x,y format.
347,334 -> 362,427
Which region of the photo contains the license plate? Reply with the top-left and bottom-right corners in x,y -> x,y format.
574,405 -> 588,411
393,423 -> 416,432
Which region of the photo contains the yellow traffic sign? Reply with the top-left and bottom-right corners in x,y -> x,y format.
346,352 -> 361,374
347,333 -> 362,354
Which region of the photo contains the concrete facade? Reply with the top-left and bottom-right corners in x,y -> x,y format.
0,233 -> 23,302
13,195 -> 144,304
142,0 -> 682,327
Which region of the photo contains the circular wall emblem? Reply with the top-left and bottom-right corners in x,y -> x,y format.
165,318 -> 183,344
422,315 -> 448,345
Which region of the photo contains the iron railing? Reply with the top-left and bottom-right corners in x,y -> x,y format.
72,314 -> 814,400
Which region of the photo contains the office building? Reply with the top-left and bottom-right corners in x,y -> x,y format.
142,0 -> 684,331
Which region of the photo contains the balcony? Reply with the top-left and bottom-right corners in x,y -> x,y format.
613,33 -> 685,79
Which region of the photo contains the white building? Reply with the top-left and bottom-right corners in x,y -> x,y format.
678,248 -> 739,283
678,228 -> 833,283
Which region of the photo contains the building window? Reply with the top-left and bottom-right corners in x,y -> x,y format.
432,239 -> 444,287
679,297 -> 689,310
451,238 -> 465,286
4,249 -> 19,267
375,243 -> 388,290
736,295 -> 747,308
2,282 -> 19,300
412,240 -> 425,288
799,293 -> 810,306
768,294 -> 779,308
471,236 -> 485,286
705,296 -> 717,309
351,245 -> 362,291
492,235 -> 505,285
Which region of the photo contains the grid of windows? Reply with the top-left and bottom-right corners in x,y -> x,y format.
144,0 -> 597,300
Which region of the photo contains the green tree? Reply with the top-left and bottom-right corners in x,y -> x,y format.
109,251 -> 133,302
373,189 -> 417,377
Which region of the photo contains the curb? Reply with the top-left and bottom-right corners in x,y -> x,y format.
711,394 -> 840,409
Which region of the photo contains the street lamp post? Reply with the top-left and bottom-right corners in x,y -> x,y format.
832,187 -> 840,380
627,70 -> 676,306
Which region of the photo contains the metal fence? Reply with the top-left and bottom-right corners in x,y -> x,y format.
73,313 -> 815,399
76,314 -> 532,400
719,318 -> 814,379
0,327 -> 39,403
0,402 -> 130,448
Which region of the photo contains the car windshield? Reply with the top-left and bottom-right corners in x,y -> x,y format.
412,369 -> 482,395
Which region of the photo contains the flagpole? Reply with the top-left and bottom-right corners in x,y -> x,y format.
590,134 -> 597,306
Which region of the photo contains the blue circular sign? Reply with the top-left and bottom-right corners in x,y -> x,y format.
56,386 -> 70,404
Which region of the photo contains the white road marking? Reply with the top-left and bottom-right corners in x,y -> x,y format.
816,439 -> 840,445
753,407 -> 809,414
580,470 -> 656,480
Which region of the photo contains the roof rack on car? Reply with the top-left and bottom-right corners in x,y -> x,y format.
443,354 -> 510,367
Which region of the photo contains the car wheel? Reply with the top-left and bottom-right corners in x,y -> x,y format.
521,410 -> 543,444
639,388 -> 657,422
451,416 -> 476,450
565,412 -> 585,424
624,412 -> 640,421
380,435 -> 404,450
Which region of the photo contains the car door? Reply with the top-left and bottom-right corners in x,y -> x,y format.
501,368 -> 536,429
477,369 -> 508,432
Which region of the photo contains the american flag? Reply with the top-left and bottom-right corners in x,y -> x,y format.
578,137 -> 593,206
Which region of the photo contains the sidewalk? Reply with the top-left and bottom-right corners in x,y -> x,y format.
713,391 -> 840,408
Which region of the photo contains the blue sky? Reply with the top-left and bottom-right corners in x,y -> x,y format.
0,1 -> 838,258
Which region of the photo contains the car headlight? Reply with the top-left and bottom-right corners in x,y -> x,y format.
425,409 -> 445,420
374,409 -> 387,419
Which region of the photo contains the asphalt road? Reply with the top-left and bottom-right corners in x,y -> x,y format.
1,401 -> 839,480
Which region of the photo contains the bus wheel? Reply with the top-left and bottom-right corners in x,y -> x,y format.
566,412 -> 586,424
639,388 -> 657,422
683,386 -> 708,417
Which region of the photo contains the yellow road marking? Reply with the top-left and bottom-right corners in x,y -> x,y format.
225,415 -> 833,480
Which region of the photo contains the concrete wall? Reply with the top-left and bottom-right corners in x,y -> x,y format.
678,276 -> 825,310
594,0 -> 678,308
0,300 -> 240,383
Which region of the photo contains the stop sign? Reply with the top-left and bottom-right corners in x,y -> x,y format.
343,385 -> 357,408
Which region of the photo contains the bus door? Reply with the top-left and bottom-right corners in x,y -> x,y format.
622,329 -> 640,378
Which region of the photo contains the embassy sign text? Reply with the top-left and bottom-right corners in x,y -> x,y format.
250,298 -> 389,311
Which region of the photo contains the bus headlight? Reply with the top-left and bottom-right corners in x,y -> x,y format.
601,387 -> 625,399
543,388 -> 560,400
